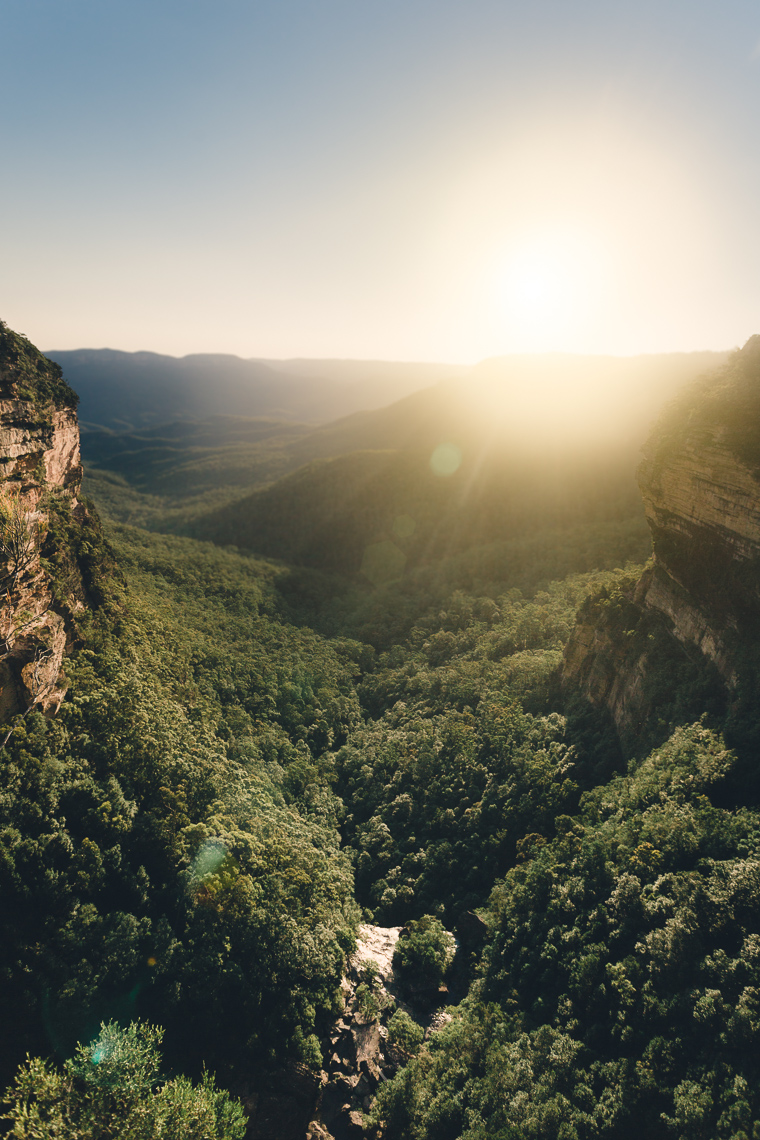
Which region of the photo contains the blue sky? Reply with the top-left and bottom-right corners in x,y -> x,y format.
3,0 -> 760,360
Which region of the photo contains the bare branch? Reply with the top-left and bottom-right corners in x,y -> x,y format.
0,489 -> 37,588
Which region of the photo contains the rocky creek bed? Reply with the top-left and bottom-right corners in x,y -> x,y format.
241,923 -> 459,1140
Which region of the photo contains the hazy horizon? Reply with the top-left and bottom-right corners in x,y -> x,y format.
4,0 -> 760,363
40,345 -> 735,368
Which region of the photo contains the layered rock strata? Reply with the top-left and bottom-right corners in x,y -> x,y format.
563,336 -> 760,738
0,322 -> 99,723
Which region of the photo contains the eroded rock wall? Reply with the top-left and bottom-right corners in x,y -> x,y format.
562,336 -> 760,740
0,323 -> 97,722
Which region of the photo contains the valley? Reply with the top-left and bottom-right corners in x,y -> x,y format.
1,323 -> 759,1139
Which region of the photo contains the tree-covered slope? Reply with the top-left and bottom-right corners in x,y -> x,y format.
371,723 -> 760,1140
193,447 -> 648,580
4,329 -> 760,1140
362,342 -> 760,1140
0,525 -> 362,1093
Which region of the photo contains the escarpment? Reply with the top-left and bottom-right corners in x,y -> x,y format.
0,321 -> 107,723
563,336 -> 760,745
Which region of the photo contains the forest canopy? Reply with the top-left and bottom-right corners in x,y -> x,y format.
3,335 -> 760,1139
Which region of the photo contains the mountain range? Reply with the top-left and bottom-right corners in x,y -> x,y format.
45,348 -> 468,429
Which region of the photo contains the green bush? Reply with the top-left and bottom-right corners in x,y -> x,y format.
1,1021 -> 246,1139
387,1009 -> 424,1055
392,915 -> 456,990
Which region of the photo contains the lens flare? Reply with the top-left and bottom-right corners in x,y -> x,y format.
393,514 -> 416,538
189,838 -> 227,883
430,443 -> 462,476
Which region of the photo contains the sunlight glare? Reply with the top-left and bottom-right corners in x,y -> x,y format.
489,228 -> 606,353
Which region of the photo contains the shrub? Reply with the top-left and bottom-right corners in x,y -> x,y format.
1,1021 -> 246,1139
392,915 -> 456,990
387,1009 -> 424,1055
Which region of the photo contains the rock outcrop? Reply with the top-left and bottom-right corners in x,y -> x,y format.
563,337 -> 760,745
305,923 -> 454,1140
0,321 -> 106,725
241,923 -> 457,1140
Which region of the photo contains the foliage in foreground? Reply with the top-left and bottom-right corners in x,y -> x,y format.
2,1021 -> 245,1139
0,527 -> 361,1086
371,723 -> 760,1140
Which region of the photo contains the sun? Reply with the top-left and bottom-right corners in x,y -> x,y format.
506,250 -> 570,312
490,228 -> 605,351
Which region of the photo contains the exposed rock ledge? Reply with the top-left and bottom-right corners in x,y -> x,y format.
242,924 -> 455,1140
0,323 -> 102,725
562,336 -> 760,740
305,924 -> 453,1140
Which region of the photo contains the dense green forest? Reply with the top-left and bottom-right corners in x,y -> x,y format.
3,333 -> 760,1139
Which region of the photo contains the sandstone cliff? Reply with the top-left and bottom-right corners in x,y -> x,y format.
0,321 -> 106,725
563,336 -> 760,747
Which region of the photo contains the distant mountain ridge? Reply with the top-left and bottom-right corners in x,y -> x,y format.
45,348 -> 467,430
47,347 -> 728,443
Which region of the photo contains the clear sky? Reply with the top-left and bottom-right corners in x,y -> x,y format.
3,0 -> 760,362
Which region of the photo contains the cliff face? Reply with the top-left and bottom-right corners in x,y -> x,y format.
0,322 -> 100,723
563,336 -> 760,743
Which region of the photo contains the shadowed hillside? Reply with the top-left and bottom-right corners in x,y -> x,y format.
193,447 -> 648,581
186,352 -> 726,588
